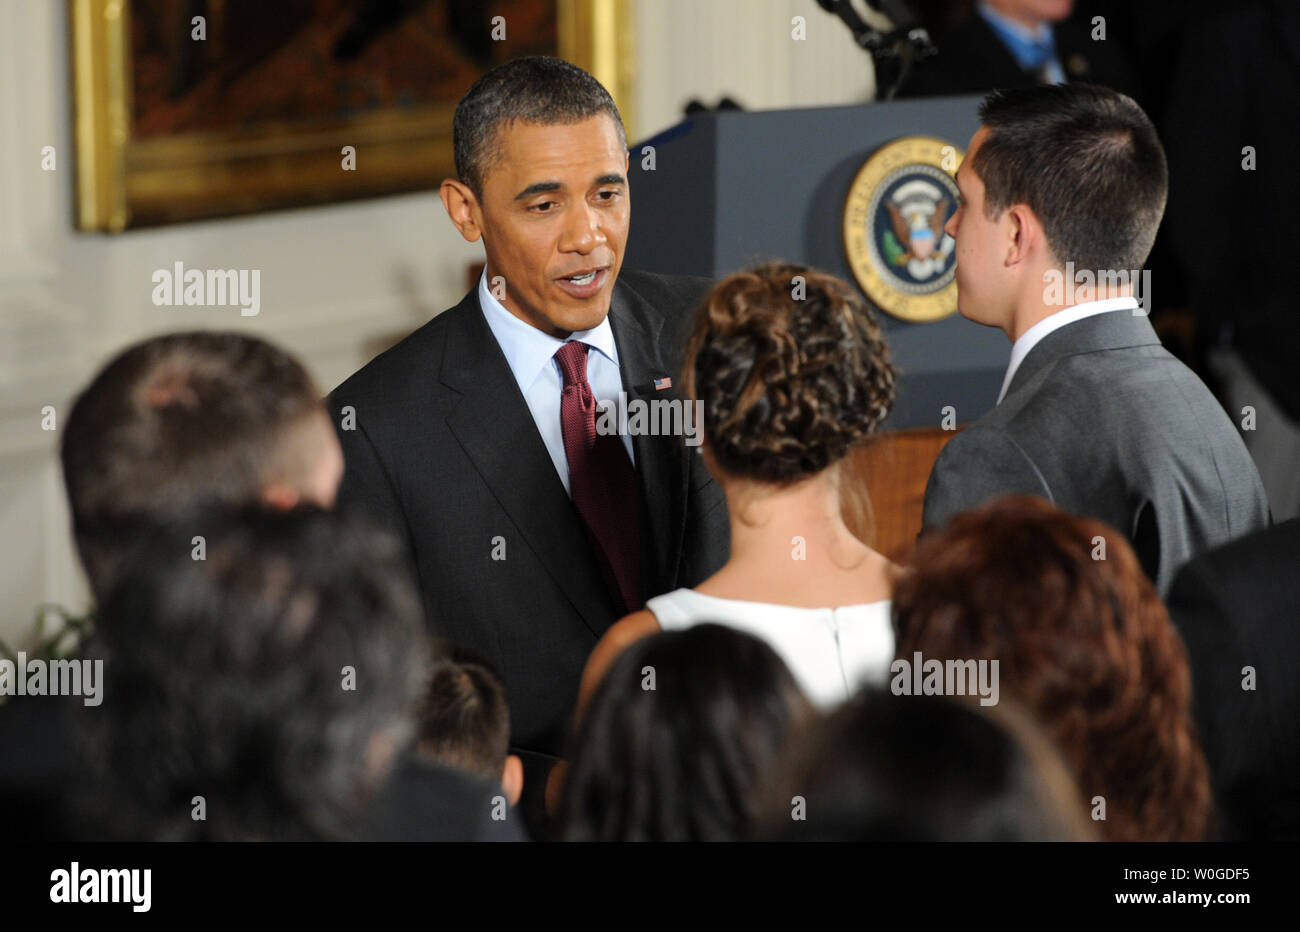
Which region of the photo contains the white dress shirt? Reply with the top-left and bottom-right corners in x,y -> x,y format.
997,296 -> 1140,404
478,271 -> 634,496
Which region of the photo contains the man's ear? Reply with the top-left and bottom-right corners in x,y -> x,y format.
440,179 -> 483,243
501,753 -> 524,807
261,481 -> 300,511
1003,204 -> 1039,268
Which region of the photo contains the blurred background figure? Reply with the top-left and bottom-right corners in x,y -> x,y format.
899,0 -> 1136,98
895,495 -> 1212,841
1,331 -> 341,839
81,507 -> 430,841
577,263 -> 898,714
1166,517 -> 1300,841
759,689 -> 1093,841
415,643 -> 525,808
61,332 -> 342,600
1161,0 -> 1300,519
558,625 -> 814,841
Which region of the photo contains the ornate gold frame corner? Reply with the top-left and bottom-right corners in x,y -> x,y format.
70,0 -> 637,232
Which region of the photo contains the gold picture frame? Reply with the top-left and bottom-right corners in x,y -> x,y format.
70,0 -> 636,232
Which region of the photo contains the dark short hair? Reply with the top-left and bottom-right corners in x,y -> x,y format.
416,643 -> 511,780
558,624 -> 814,841
973,83 -> 1168,273
893,495 -> 1211,841
61,331 -> 323,597
453,55 -> 626,196
759,689 -> 1093,841
81,506 -> 429,841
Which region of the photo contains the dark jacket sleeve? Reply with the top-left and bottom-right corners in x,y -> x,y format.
327,392 -> 423,598
650,271 -> 730,588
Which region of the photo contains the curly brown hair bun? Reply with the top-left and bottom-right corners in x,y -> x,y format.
681,263 -> 896,484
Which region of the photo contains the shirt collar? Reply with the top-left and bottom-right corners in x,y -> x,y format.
477,270 -> 620,393
997,296 -> 1140,404
978,2 -> 1056,69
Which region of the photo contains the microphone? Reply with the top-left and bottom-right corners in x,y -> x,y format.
813,0 -> 936,99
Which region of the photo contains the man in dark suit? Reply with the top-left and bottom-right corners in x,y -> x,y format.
328,57 -> 729,829
1162,0 -> 1300,519
901,1 -> 1137,99
1165,519 -> 1300,841
922,84 -> 1269,595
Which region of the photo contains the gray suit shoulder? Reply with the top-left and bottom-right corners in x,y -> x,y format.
923,421 -> 1052,529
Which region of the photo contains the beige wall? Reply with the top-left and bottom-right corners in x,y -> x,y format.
0,0 -> 876,644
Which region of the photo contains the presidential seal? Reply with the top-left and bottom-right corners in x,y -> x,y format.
843,136 -> 963,323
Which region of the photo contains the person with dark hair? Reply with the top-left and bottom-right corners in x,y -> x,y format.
1,331 -> 344,840
80,506 -> 522,842
61,330 -> 343,599
557,624 -> 814,842
574,262 -> 898,716
922,83 -> 1268,595
760,689 -> 1093,842
329,55 -> 729,831
1165,518 -> 1300,841
415,643 -> 524,807
895,495 -> 1212,841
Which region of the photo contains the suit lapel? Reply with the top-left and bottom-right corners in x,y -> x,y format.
440,291 -> 620,637
607,281 -> 690,600
1006,309 -> 1163,399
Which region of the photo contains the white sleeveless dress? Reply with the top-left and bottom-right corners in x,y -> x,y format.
644,588 -> 895,710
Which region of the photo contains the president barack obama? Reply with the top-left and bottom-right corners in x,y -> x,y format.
329,57 -> 728,833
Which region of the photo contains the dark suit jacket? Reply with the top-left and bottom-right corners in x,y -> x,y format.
364,752 -> 526,842
0,698 -> 514,841
922,310 -> 1270,594
0,695 -> 85,840
328,269 -> 730,824
1165,518 -> 1300,841
1162,0 -> 1300,420
899,9 -> 1138,99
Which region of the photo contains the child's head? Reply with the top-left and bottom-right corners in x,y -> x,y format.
558,624 -> 814,841
416,644 -> 522,805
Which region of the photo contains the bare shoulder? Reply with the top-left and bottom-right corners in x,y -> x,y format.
576,609 -> 662,719
606,609 -> 662,648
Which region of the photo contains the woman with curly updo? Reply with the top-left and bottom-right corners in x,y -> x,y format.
575,262 -> 899,712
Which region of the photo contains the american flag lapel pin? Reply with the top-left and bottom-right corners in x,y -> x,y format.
652,376 -> 672,391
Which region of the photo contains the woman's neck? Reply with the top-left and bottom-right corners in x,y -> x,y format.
698,467 -> 893,606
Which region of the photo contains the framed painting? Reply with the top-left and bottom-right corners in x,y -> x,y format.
69,0 -> 636,231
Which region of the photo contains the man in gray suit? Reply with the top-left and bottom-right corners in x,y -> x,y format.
923,83 -> 1269,594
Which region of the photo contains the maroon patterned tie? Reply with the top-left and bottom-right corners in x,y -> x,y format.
554,340 -> 642,614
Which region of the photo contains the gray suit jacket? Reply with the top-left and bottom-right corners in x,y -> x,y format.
922,309 -> 1270,594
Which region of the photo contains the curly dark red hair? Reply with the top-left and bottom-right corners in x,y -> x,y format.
893,495 -> 1211,841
